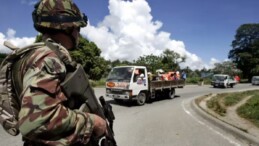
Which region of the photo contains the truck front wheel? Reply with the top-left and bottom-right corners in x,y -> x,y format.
136,92 -> 146,106
168,88 -> 175,99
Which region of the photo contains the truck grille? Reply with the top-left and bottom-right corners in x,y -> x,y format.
111,90 -> 124,94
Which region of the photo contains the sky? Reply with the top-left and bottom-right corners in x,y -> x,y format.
0,0 -> 258,70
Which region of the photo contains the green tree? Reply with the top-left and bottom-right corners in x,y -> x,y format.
35,34 -> 43,43
134,54 -> 163,73
181,66 -> 192,78
161,49 -> 185,71
107,59 -> 133,67
228,24 -> 259,79
70,36 -> 108,80
133,49 -> 185,73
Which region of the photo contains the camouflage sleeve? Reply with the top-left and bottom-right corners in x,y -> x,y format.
18,47 -> 95,145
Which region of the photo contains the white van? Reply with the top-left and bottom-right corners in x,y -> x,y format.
251,76 -> 259,85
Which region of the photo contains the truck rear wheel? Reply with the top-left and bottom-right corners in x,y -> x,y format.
136,92 -> 146,106
168,88 -> 175,99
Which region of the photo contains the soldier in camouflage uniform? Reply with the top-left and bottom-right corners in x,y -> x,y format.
16,0 -> 107,145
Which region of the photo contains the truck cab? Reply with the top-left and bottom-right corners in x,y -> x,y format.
106,66 -> 148,104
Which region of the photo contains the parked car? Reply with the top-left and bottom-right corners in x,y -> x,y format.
251,76 -> 259,85
211,74 -> 237,88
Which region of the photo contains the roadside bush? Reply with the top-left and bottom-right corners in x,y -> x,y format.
240,78 -> 249,83
90,78 -> 106,87
185,77 -> 211,85
203,78 -> 211,85
186,77 -> 200,84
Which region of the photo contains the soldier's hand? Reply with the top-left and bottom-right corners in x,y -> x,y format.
93,115 -> 107,138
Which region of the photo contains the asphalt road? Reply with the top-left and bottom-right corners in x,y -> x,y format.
1,83 -> 259,146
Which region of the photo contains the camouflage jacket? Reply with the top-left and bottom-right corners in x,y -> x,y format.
17,39 -> 94,145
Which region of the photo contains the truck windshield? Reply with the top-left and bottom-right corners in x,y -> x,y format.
213,75 -> 226,81
107,67 -> 133,82
253,76 -> 259,81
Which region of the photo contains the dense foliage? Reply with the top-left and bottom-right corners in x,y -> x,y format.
161,49 -> 185,71
70,36 -> 108,80
134,54 -> 163,73
229,24 -> 259,80
212,61 -> 242,76
106,49 -> 184,74
134,49 -> 184,73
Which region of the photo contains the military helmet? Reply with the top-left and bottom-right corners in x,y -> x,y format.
32,0 -> 87,32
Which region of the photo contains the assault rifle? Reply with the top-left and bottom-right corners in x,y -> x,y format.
61,64 -> 117,146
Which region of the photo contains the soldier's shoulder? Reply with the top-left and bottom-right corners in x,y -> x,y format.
33,43 -> 54,53
30,43 -> 58,58
25,43 -> 66,73
22,42 -> 60,67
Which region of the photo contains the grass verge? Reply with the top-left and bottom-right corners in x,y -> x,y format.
205,89 -> 259,129
206,90 -> 259,116
237,92 -> 259,128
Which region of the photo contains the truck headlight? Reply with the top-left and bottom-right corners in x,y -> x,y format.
125,90 -> 132,96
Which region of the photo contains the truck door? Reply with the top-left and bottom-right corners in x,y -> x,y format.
131,68 -> 148,96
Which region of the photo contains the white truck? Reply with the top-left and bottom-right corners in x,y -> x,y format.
105,66 -> 185,105
211,74 -> 237,88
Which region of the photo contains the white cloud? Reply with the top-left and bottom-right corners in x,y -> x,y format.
21,0 -> 37,5
224,58 -> 230,62
0,0 -> 221,71
7,29 -> 16,38
0,28 -> 35,53
81,0 -> 210,70
209,58 -> 220,69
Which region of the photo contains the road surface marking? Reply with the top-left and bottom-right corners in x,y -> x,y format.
182,100 -> 241,146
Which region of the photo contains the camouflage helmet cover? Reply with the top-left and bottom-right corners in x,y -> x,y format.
33,0 -> 87,31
